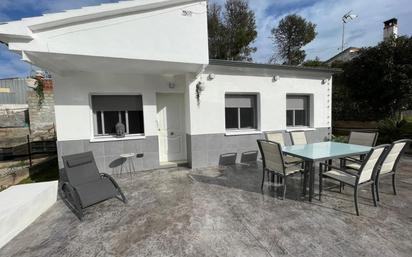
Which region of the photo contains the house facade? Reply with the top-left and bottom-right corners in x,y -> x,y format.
0,0 -> 335,173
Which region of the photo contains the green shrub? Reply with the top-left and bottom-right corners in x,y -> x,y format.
378,118 -> 411,144
331,135 -> 347,143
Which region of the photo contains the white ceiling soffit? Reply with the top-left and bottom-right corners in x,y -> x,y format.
27,0 -> 203,32
23,51 -> 204,75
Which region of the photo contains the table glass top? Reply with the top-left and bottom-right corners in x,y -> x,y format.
282,142 -> 371,161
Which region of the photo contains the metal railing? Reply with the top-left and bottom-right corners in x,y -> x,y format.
0,135 -> 57,166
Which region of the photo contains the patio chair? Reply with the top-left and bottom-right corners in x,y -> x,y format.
342,131 -> 379,170
290,131 -> 307,145
319,145 -> 387,216
375,139 -> 411,201
265,131 -> 303,164
60,151 -> 127,220
257,140 -> 304,199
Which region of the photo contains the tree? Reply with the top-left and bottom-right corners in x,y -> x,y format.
207,0 -> 257,61
302,57 -> 327,67
207,3 -> 226,60
271,14 -> 317,65
337,36 -> 412,121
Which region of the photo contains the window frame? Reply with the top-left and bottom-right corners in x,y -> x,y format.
225,94 -> 258,131
90,94 -> 145,139
286,95 -> 310,128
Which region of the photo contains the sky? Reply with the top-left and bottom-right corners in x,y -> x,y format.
0,0 -> 411,78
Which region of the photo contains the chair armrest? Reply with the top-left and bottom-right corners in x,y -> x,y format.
320,162 -> 360,177
61,182 -> 82,208
100,173 -> 127,204
284,162 -> 303,168
100,172 -> 120,187
341,156 -> 363,164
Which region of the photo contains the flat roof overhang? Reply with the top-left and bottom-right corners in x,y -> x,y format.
21,51 -> 205,76
208,59 -> 341,75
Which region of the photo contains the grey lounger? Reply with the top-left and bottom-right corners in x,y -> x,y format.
60,151 -> 127,220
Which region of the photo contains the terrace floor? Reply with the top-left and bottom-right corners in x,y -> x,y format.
1,157 -> 412,257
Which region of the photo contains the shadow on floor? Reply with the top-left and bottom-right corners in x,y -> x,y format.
190,161 -> 304,200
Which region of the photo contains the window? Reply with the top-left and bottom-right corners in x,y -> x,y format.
225,94 -> 257,130
91,95 -> 144,136
286,95 -> 309,127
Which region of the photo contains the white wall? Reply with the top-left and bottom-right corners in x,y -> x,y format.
53,71 -> 187,141
187,67 -> 332,135
54,66 -> 333,141
9,1 -> 208,65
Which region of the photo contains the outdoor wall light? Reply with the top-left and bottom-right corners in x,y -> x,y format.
208,73 -> 215,80
272,75 -> 280,82
168,82 -> 176,89
196,81 -> 205,93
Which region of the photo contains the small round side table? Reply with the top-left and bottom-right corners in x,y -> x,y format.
120,153 -> 135,176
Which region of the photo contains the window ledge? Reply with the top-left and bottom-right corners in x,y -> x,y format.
286,127 -> 316,132
90,135 -> 146,143
225,130 -> 262,136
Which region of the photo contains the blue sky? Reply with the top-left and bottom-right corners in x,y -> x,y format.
0,0 -> 411,78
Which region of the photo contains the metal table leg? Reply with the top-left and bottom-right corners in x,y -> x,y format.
303,161 -> 308,197
309,160 -> 315,202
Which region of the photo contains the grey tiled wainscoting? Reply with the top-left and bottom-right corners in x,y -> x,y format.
57,128 -> 331,172
187,127 -> 331,169
57,136 -> 159,174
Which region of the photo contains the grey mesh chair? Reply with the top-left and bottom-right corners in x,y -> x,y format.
375,139 -> 411,201
265,131 -> 303,164
290,131 -> 307,145
342,131 -> 379,170
319,145 -> 387,216
257,140 -> 304,199
60,151 -> 127,220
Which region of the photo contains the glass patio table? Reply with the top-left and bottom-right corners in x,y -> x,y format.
283,141 -> 371,202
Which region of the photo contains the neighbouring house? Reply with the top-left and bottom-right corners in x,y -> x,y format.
325,18 -> 399,66
0,0 -> 337,172
0,75 -> 55,148
324,47 -> 360,66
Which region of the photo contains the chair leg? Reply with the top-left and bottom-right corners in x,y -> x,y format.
261,169 -> 265,191
61,185 -> 84,220
354,187 -> 360,216
339,182 -> 342,193
282,176 -> 287,200
375,177 -> 380,202
117,187 -> 128,204
371,184 -> 377,207
302,168 -> 308,196
392,173 -> 397,195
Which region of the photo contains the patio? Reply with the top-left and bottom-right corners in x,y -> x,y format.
1,157 -> 411,257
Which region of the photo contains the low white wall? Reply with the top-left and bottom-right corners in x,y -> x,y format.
0,181 -> 58,249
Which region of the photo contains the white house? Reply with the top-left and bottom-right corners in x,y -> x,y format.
0,0 -> 336,172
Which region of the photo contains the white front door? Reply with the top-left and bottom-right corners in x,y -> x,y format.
156,93 -> 187,163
